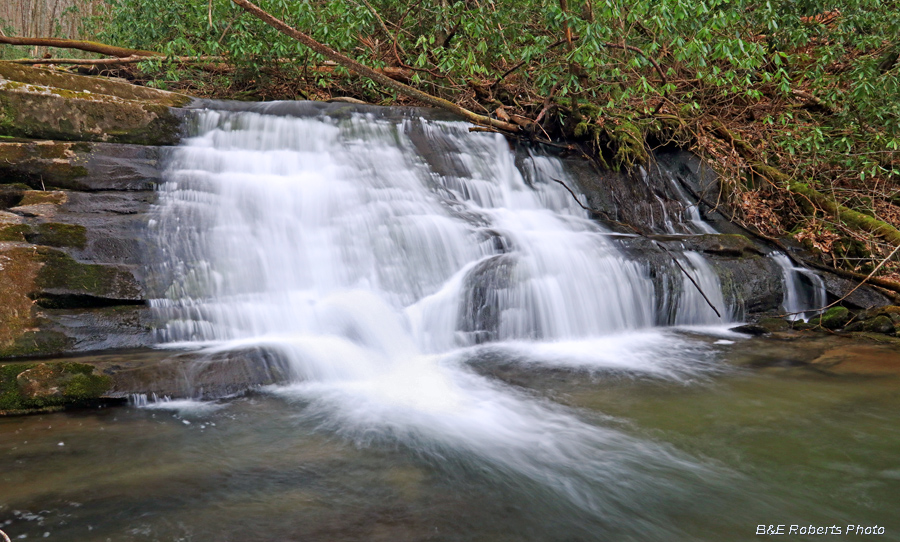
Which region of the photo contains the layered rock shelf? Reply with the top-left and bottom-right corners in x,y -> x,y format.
0,62 -> 896,415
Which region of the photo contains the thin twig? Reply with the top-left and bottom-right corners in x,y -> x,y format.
549,177 -> 590,210
655,241 -> 722,318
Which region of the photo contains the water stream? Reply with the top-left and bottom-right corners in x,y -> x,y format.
2,105 -> 894,541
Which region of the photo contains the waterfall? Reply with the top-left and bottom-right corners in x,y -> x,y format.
771,252 -> 826,319
152,108 -> 730,348
148,105 -> 737,529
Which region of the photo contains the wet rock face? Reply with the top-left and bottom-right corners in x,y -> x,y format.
0,140 -> 162,191
0,64 -> 177,359
0,173 -> 156,358
458,254 -> 519,344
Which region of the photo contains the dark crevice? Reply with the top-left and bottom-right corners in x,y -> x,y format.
30,293 -> 147,309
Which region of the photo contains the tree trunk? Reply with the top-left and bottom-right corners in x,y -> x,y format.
0,36 -> 159,57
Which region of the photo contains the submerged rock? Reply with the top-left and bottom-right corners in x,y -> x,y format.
810,344 -> 900,376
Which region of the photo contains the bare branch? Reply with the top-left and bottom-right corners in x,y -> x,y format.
0,36 -> 159,57
230,0 -> 519,132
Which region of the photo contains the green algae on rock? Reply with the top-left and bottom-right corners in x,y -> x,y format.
34,247 -> 143,301
0,62 -> 191,108
0,79 -> 183,145
817,306 -> 851,330
25,223 -> 87,249
0,361 -> 112,414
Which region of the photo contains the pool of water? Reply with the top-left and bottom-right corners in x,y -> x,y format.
1,333 -> 898,542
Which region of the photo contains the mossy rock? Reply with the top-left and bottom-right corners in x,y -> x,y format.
816,306 -> 851,330
25,223 -> 87,249
0,223 -> 31,242
858,315 -> 895,335
0,62 -> 191,107
0,361 -> 111,414
0,141 -> 90,189
757,317 -> 790,332
34,247 -> 141,300
0,79 -> 183,146
0,330 -> 71,359
863,305 -> 900,324
18,190 -> 67,206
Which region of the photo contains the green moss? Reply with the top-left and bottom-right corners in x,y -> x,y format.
69,142 -> 91,154
26,223 -> 87,249
34,247 -> 133,297
861,315 -> 895,334
609,120 -> 650,168
61,368 -> 112,400
1,183 -> 31,190
570,108 -> 652,170
0,330 -> 71,359
0,362 -> 33,410
817,306 -> 851,330
18,191 -> 66,206
0,224 -> 31,242
758,317 -> 790,332
0,361 -> 111,414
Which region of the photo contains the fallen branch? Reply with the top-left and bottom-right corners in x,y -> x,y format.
230,0 -> 519,132
656,241 -> 723,318
5,55 -> 224,65
0,36 -> 159,57
819,243 -> 900,309
710,121 -> 900,248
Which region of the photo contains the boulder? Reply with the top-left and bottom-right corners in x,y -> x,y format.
0,62 -> 190,107
816,306 -> 851,330
0,361 -> 112,414
0,62 -> 190,145
845,314 -> 896,335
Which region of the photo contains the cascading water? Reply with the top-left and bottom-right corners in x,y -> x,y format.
149,104 -> 744,537
771,252 -> 827,319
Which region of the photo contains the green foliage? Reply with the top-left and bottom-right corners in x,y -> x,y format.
85,0 -> 898,269
90,0 -> 897,136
